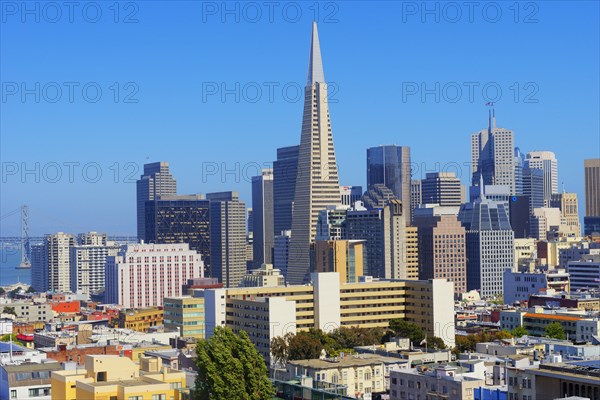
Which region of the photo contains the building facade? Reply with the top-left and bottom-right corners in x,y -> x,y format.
273,145 -> 299,237
421,172 -> 462,207
525,151 -> 558,203
252,169 -> 275,268
105,243 -> 203,308
208,191 -> 246,288
288,22 -> 342,284
366,145 -> 412,223
136,161 -> 177,240
314,240 -> 364,284
414,205 -> 466,293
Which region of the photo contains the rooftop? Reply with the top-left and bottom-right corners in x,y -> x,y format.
288,354 -> 403,369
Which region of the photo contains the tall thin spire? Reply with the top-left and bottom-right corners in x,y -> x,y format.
307,21 -> 325,85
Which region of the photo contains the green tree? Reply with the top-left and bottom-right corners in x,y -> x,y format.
545,322 -> 567,340
388,319 -> 425,345
2,306 -> 16,316
0,287 -> 5,296
194,327 -> 274,400
7,287 -> 22,299
26,286 -> 36,293
288,332 -> 323,360
270,332 -> 293,366
428,336 -> 447,350
496,330 -> 513,340
511,326 -> 529,337
329,326 -> 385,349
0,334 -> 25,346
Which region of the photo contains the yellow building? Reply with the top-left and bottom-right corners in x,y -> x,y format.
405,226 -> 419,279
51,355 -> 186,400
314,240 -> 364,283
164,296 -> 205,339
118,307 -> 164,332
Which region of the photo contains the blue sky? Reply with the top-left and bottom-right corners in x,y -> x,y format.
1,1 -> 599,236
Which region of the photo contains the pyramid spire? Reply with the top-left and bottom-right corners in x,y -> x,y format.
306,21 -> 325,85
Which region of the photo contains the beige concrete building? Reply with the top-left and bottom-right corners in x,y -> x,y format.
314,240 -> 364,284
414,205 -> 466,293
550,192 -> 582,236
286,353 -> 405,398
163,296 -> 205,338
405,226 -> 419,280
514,238 -> 538,270
240,263 -> 285,287
288,22 -> 342,284
204,272 -> 456,362
51,355 -> 186,400
584,159 -> 600,217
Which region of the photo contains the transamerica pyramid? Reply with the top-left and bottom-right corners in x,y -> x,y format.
287,22 -> 342,284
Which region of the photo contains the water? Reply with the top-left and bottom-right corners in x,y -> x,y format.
0,249 -> 31,286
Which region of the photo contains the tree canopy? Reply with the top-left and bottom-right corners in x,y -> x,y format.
194,327 -> 274,400
511,326 -> 529,337
544,322 -> 567,340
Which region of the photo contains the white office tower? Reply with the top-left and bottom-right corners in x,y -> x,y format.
288,22 -> 342,284
525,151 -> 558,204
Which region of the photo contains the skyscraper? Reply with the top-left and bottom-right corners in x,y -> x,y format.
522,167 -> 545,214
514,147 -> 526,195
525,151 -> 558,203
411,179 -> 422,222
584,159 -> 600,235
208,191 -> 247,288
288,22 -> 342,284
421,172 -> 462,207
45,232 -> 76,292
413,205 -> 466,293
471,110 -> 516,194
339,185 -> 363,206
550,192 -> 581,236
144,195 -> 211,271
136,162 -> 177,240
273,145 -> 299,237
459,192 -> 514,298
252,169 -> 274,267
70,232 -> 121,299
366,145 -> 412,220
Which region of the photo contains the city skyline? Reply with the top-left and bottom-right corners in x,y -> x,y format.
2,2 -> 599,236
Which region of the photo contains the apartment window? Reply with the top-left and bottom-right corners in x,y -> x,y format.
129,397 -> 143,400
10,390 -> 16,399
152,395 -> 167,400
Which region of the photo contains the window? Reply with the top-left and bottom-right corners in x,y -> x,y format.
10,390 -> 16,399
152,395 -> 167,400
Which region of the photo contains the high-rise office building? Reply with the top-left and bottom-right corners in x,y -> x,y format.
411,179 -> 422,222
525,151 -> 558,203
584,159 -> 600,235
288,22 -> 342,284
252,169 -> 274,267
144,195 -> 210,270
70,232 -> 121,298
346,200 -> 409,279
522,167 -> 545,214
136,162 -> 177,240
273,145 -> 299,237
362,184 -> 397,210
421,172 -> 462,207
273,230 -> 292,280
471,110 -> 516,194
550,193 -> 581,236
414,205 -> 466,293
530,207 -> 563,240
105,243 -> 203,308
208,191 -> 247,288
509,195 -> 531,239
514,147 -> 526,195
45,232 -> 76,292
314,240 -> 364,284
366,145 -> 412,221
30,244 -> 46,292
459,193 -> 514,298
316,205 -> 348,240
340,185 -> 363,206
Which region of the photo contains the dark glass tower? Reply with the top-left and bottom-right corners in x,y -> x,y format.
366,145 -> 411,222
